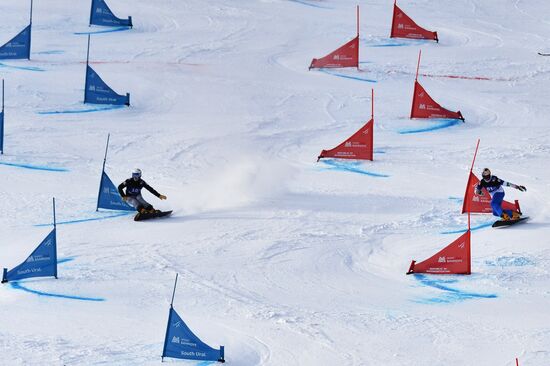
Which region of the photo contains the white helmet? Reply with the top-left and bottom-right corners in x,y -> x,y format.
132,168 -> 142,180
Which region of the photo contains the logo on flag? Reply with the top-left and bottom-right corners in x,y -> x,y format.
162,307 -> 224,362
97,171 -> 135,211
390,3 -> 438,42
85,66 -> 130,106
407,230 -> 471,275
90,0 -> 132,27
0,25 -> 32,60
411,81 -> 463,120
309,36 -> 359,70
2,229 -> 57,283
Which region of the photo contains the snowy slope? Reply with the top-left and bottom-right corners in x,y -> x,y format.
1,0 -> 550,364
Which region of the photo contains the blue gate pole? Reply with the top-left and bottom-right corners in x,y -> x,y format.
53,197 -> 58,279
28,0 -> 33,60
96,133 -> 110,211
1,79 -> 4,154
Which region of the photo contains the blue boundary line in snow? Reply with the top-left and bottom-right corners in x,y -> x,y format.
73,26 -> 130,35
34,212 -> 133,227
319,69 -> 377,83
440,222 -> 494,234
288,0 -> 332,9
320,160 -> 389,177
0,62 -> 45,72
365,42 -> 408,47
0,161 -> 68,172
448,196 -> 462,202
398,119 -> 462,134
10,281 -> 105,302
412,274 -> 497,304
35,50 -> 65,55
57,257 -> 76,264
38,104 -> 125,115
362,39 -> 431,48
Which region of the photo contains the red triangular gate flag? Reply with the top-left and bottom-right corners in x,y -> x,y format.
318,119 -> 373,161
410,81 -> 464,120
390,2 -> 438,42
461,171 -> 521,214
309,36 -> 359,70
407,230 -> 471,275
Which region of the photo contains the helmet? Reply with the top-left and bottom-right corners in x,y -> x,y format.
482,168 -> 491,181
132,168 -> 142,180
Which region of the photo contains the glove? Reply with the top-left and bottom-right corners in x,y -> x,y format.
517,185 -> 527,192
159,194 -> 167,200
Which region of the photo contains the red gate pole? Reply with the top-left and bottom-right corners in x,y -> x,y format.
470,139 -> 480,173
415,50 -> 422,81
356,5 -> 360,71
370,88 -> 374,119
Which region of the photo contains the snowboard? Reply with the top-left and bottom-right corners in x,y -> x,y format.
492,216 -> 529,228
134,210 -> 172,222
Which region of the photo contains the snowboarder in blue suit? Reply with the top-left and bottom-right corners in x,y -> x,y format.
475,168 -> 526,221
118,168 -> 167,214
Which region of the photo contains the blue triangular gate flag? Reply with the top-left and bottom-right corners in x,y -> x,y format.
85,65 -> 130,106
0,25 -> 31,60
162,307 -> 225,362
0,109 -> 4,153
2,229 -> 57,283
90,0 -> 132,27
97,171 -> 135,211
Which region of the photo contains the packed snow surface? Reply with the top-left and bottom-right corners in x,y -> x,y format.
1,0 -> 549,364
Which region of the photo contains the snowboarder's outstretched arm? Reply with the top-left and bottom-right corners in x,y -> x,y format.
476,177 -> 526,194
143,181 -> 160,197
504,181 -> 527,192
143,181 -> 167,200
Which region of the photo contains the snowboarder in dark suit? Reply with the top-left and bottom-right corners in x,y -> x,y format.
118,168 -> 167,214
